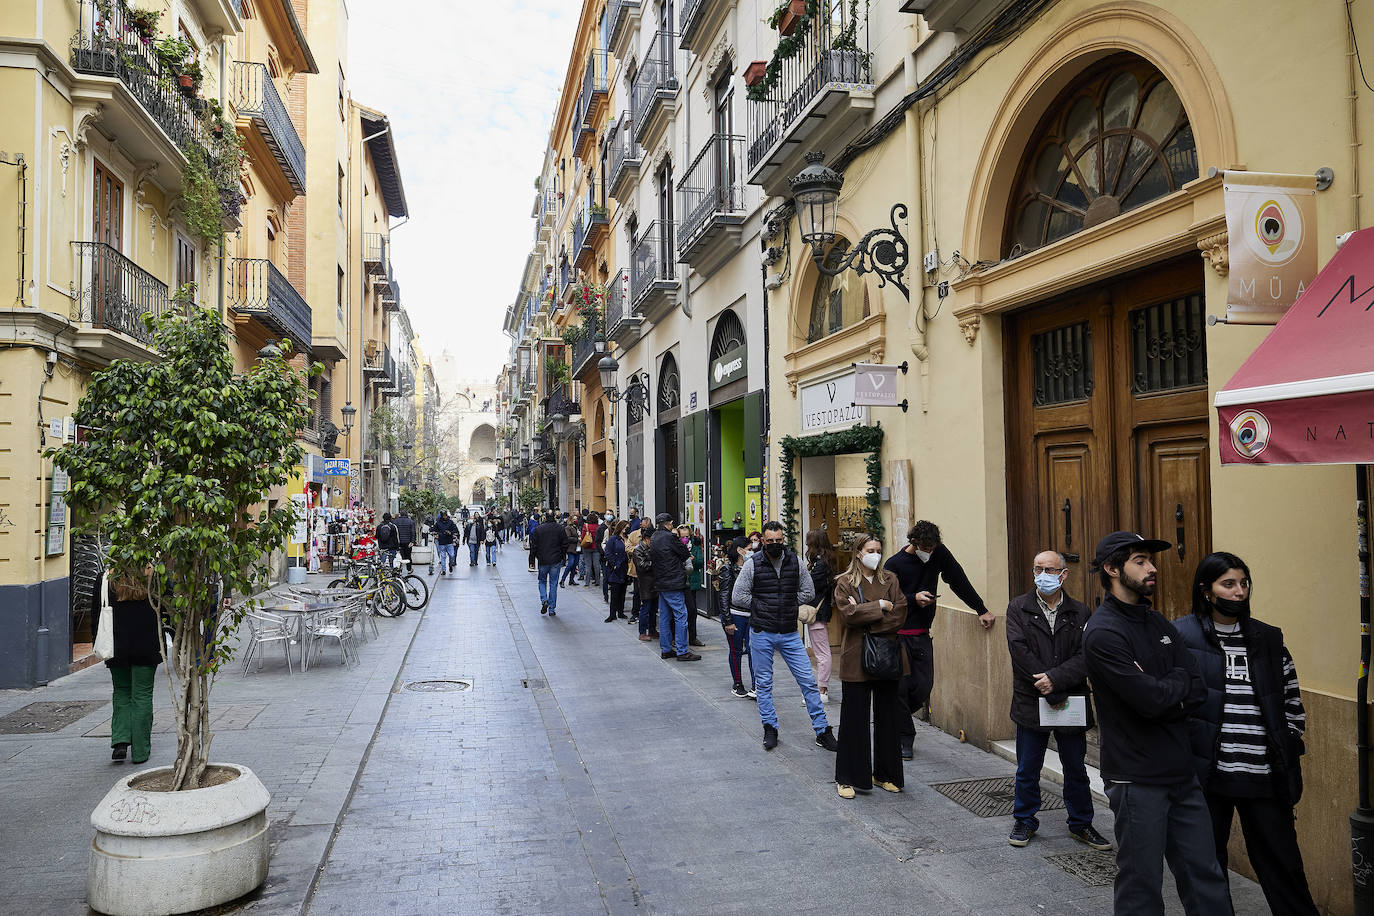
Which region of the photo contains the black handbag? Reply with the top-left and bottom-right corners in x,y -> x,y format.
857,582 -> 902,680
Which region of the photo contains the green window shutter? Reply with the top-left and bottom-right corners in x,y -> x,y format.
742,391 -> 762,477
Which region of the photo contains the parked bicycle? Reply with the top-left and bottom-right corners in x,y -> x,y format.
329,554 -> 429,614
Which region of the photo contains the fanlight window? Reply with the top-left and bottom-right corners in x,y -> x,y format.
710,310 -> 745,361
657,352 -> 680,412
806,236 -> 869,344
1007,55 -> 1198,258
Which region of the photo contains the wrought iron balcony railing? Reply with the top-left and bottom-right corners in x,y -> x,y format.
71,241 -> 171,347
363,233 -> 389,275
605,268 -> 637,339
231,61 -> 306,194
381,277 -> 400,312
678,133 -> 746,255
607,0 -> 639,48
678,0 -> 716,49
571,208 -> 588,259
631,220 -> 676,306
228,258 -> 313,352
607,112 -> 641,200
747,14 -> 872,173
631,32 -> 679,144
570,334 -> 600,380
575,50 -> 609,147
70,0 -> 214,157
560,261 -> 572,299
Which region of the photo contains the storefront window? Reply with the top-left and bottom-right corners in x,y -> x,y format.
806,236 -> 869,343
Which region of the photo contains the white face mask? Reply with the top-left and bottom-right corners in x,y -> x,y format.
860,552 -> 882,571
913,549 -> 932,563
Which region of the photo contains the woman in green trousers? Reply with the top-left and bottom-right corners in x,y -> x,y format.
102,574 -> 161,764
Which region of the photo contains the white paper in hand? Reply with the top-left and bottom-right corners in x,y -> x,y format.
1038,696 -> 1087,727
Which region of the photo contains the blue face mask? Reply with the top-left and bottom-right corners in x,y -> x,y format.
1034,571 -> 1063,595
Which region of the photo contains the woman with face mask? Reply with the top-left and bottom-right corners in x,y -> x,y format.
1174,553 -> 1318,916
804,529 -> 837,703
831,534 -> 908,799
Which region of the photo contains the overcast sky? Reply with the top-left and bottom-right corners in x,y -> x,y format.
346,0 -> 576,385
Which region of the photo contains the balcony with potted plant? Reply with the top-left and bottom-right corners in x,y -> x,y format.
746,0 -> 876,197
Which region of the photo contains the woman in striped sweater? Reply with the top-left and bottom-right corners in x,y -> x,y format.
1175,551 -> 1318,916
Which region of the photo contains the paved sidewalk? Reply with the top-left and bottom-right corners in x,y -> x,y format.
304,547 -> 1270,915
0,576 -> 429,916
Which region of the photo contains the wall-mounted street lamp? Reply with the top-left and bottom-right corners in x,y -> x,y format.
595,337 -> 651,415
340,401 -> 356,437
790,151 -> 911,301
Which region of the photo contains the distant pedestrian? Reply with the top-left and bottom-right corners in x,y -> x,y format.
561,516 -> 582,586
597,512 -> 613,603
483,514 -> 498,564
731,521 -> 837,753
580,512 -> 601,587
651,514 -> 699,662
99,572 -> 161,765
883,520 -> 995,759
530,511 -> 570,617
1175,552 -> 1318,916
628,518 -> 658,640
1005,549 -> 1109,851
463,513 -> 486,567
603,520 -> 630,623
433,510 -> 459,576
1083,531 -> 1231,916
804,529 -> 836,704
393,509 -> 416,572
832,534 -> 906,799
375,512 -> 399,569
717,536 -> 754,699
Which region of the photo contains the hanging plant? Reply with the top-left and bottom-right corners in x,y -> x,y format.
545,356 -> 570,388
180,144 -> 222,246
748,0 -> 820,103
778,424 -> 884,547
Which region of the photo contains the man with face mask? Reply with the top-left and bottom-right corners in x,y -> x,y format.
731,521 -> 838,753
1005,550 -> 1109,851
883,520 -> 996,759
1083,532 -> 1230,916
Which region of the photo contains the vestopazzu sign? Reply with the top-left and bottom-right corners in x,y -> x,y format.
852,363 -> 901,407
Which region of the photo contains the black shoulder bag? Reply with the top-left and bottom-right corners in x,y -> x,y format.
858,581 -> 902,680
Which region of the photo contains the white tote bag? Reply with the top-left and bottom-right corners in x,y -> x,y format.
93,571 -> 115,660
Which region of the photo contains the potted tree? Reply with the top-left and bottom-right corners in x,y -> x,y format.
52,306 -> 316,915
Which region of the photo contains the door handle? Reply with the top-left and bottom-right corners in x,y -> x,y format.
1175,503 -> 1186,561
1061,498 -> 1080,563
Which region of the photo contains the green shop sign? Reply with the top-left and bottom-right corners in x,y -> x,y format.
710,345 -> 747,390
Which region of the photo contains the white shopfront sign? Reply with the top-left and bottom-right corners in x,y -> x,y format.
799,372 -> 869,433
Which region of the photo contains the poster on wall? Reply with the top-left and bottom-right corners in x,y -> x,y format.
1223,171 -> 1318,323
684,482 -> 706,534
745,477 -> 762,532
290,493 -> 308,546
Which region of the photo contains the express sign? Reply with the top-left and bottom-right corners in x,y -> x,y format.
710,345 -> 747,390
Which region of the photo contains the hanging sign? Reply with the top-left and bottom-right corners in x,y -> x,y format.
324,458 -> 350,476
799,372 -> 868,432
745,477 -> 762,532
852,363 -> 901,407
1224,171 -> 1318,323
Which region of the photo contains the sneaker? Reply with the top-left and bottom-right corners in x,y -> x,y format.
763,724 -> 778,751
730,684 -> 749,699
874,779 -> 902,793
548,609 -> 557,617
660,651 -> 678,659
1070,826 -> 1113,851
836,784 -> 855,800
540,601 -> 548,615
676,652 -> 701,662
746,688 -> 757,699
1009,822 -> 1036,847
638,634 -> 652,641
900,737 -> 914,760
815,726 -> 839,752
820,688 -> 831,704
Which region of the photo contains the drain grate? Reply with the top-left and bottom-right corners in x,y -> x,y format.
1046,849 -> 1117,886
0,700 -> 106,734
404,679 -> 473,692
522,678 -> 546,689
929,774 -> 1064,818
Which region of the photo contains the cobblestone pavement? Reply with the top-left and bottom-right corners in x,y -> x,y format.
303,545 -> 1270,916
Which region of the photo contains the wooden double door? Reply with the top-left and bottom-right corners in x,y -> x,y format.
1006,258 -> 1211,619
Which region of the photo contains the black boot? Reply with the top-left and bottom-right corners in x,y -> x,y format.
111,743 -> 129,761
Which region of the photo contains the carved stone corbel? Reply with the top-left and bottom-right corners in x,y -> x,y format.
74,104 -> 104,150
787,376 -> 798,398
958,314 -> 981,345
868,343 -> 885,363
701,34 -> 736,101
1197,230 -> 1229,276
131,160 -> 160,203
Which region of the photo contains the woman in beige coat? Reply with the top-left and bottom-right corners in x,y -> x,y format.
833,534 -> 908,799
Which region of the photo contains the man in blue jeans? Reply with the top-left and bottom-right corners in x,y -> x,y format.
731,521 -> 838,753
1005,549 -> 1111,851
529,511 -> 570,617
649,513 -> 700,662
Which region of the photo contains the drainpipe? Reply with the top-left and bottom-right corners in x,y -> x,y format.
1349,0 -> 1364,229
359,125 -> 393,510
904,22 -> 930,414
35,353 -> 56,685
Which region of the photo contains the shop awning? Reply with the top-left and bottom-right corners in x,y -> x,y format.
1215,227 -> 1374,465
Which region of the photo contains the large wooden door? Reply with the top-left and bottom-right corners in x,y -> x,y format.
1008,259 -> 1210,618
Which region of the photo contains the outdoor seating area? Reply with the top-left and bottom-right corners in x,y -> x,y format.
237,585 -> 389,675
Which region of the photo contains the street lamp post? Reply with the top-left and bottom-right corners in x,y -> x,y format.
789,151 -> 912,301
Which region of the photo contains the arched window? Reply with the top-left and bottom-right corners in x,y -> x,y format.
657,352 -> 680,412
1006,54 -> 1197,258
806,236 -> 869,343
593,403 -> 605,440
469,423 -> 497,462
710,309 -> 745,361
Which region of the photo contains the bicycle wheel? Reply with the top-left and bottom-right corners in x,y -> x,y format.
400,574 -> 430,609
378,576 -> 407,616
327,578 -> 347,590
365,576 -> 403,618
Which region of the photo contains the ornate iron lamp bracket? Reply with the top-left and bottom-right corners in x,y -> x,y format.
812,203 -> 911,301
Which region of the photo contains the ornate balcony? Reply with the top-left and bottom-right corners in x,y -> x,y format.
746,13 -> 875,197
228,258 -> 313,352
631,32 -> 680,147
70,241 -> 172,358
232,62 -> 306,195
605,268 -> 641,347
677,133 -> 746,273
630,221 -> 679,326
574,50 -> 610,159
607,0 -> 641,55
570,333 -> 600,381
607,113 -> 641,202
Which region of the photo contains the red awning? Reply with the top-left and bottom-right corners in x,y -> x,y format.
1215,227 -> 1374,465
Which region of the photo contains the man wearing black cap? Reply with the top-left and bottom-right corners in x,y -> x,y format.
1082,531 -> 1232,916
650,513 -> 700,662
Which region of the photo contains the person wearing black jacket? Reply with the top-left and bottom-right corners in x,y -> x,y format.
433,511 -> 459,576
530,512 -> 570,616
375,513 -> 400,568
804,530 -> 835,704
393,511 -> 416,570
1005,549 -> 1109,851
650,513 -> 699,662
1082,531 -> 1231,916
463,514 -> 487,567
717,536 -> 753,699
882,520 -> 996,759
100,573 -> 163,764
1175,552 -> 1318,916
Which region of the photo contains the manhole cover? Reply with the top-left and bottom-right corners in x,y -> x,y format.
0,700 -> 106,734
929,775 -> 1064,818
404,679 -> 472,692
1046,849 -> 1117,886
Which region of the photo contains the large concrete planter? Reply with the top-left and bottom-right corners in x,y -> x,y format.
88,763 -> 270,915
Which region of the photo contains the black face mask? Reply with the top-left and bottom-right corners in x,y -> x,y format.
763,543 -> 784,559
1211,594 -> 1251,619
